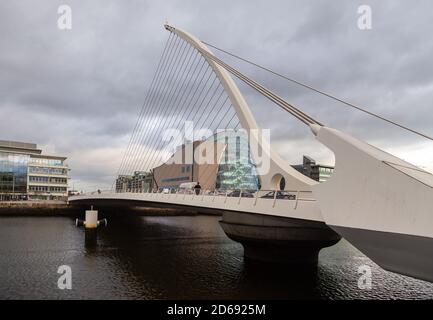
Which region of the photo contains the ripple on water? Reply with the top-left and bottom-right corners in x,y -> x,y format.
0,215 -> 432,299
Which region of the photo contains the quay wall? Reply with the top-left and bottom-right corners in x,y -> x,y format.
0,201 -> 205,216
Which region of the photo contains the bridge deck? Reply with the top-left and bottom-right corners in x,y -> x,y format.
69,190 -> 324,222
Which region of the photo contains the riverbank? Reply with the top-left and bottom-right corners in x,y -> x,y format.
0,201 -> 77,216
0,201 -> 207,216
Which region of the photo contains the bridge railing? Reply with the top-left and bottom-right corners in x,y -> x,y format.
76,187 -> 316,209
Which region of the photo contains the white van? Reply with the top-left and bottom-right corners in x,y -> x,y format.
179,182 -> 197,194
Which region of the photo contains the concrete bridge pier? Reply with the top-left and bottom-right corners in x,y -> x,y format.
219,211 -> 341,265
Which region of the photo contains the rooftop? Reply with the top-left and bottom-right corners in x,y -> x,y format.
0,140 -> 42,154
0,139 -> 67,160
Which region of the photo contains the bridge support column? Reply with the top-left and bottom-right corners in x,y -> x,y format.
219,211 -> 340,265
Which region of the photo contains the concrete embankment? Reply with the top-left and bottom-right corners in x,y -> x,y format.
0,201 -> 204,216
0,201 -> 78,216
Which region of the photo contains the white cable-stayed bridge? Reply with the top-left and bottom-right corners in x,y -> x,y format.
70,24 -> 433,283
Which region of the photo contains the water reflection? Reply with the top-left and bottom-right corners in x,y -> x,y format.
84,229 -> 98,248
0,214 -> 432,299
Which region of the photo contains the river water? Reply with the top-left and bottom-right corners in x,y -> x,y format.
0,214 -> 432,300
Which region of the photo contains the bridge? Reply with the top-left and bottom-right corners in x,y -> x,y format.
70,24 -> 433,283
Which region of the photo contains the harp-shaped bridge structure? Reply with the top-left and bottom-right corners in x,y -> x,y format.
70,24 -> 433,283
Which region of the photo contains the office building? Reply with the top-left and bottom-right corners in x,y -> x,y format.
0,140 -> 69,201
292,155 -> 334,183
115,171 -> 153,193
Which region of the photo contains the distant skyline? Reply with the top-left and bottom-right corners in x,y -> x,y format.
1,0 -> 433,191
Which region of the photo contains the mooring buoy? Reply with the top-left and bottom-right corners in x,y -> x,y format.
76,206 -> 107,229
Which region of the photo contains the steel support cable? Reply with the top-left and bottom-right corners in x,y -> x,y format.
125,38 -> 190,174
121,36 -> 184,175
200,50 -> 321,126
145,73 -> 219,171
126,38 -> 190,174
116,33 -> 175,179
199,106 -> 241,189
143,58 -> 210,168
141,52 -> 203,172
203,96 -> 230,133
194,95 -> 230,144
137,46 -> 199,171
138,56 -> 206,171
176,97 -> 236,188
125,37 -> 188,175
163,27 -> 317,126
135,41 -> 196,170
144,66 -> 214,171
224,111 -> 239,130
183,81 -> 225,138
151,66 -> 216,168
140,58 -> 210,172
225,63 -> 317,125
137,48 -> 202,173
186,86 -> 226,140
115,34 -> 172,180
144,63 -> 214,172
203,41 -> 433,142
196,49 -> 319,125
121,35 -> 181,176
146,77 -> 223,171
181,90 -> 228,176
162,66 -> 215,142
207,53 -> 318,126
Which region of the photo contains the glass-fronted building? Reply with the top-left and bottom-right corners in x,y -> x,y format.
0,152 -> 29,197
213,129 -> 260,191
0,140 -> 69,201
292,155 -> 334,183
120,130 -> 260,193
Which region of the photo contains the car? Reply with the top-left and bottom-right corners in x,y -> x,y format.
227,190 -> 255,198
260,191 -> 296,200
208,190 -> 226,196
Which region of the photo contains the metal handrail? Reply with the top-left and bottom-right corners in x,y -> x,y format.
78,188 -> 316,208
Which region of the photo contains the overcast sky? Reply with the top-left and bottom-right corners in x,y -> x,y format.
1,0 -> 432,191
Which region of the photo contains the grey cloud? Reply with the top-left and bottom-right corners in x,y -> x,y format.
1,0 -> 432,190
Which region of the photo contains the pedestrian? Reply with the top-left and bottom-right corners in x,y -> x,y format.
194,182 -> 201,195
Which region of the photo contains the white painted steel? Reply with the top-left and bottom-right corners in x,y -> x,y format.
70,26 -> 433,282
312,125 -> 433,239
84,210 -> 98,229
164,24 -> 316,191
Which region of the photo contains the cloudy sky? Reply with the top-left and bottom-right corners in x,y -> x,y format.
1,0 -> 432,191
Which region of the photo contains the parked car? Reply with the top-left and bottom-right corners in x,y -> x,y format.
207,190 -> 226,196
227,190 -> 255,198
178,182 -> 197,194
260,191 -> 296,200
